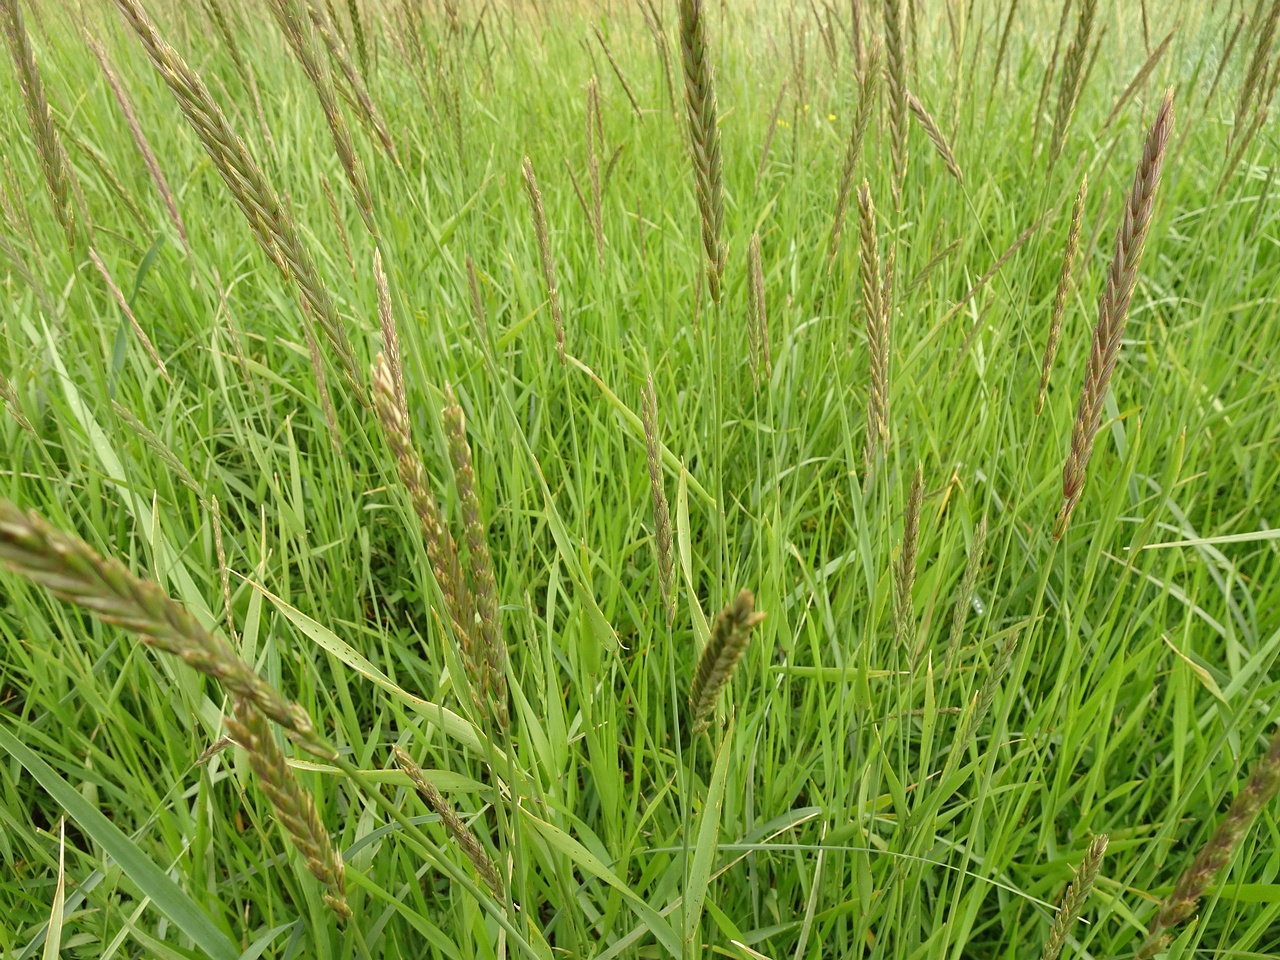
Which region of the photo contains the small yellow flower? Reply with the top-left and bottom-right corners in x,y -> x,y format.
828,113 -> 836,122
777,118 -> 789,127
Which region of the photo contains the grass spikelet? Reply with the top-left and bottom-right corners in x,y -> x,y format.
346,0 -> 368,77
1034,0 -> 1076,152
372,355 -> 487,719
883,0 -> 909,210
943,514 -> 987,678
689,589 -> 766,730
641,373 -> 675,625
747,232 -> 769,382
895,462 -> 923,650
1,0 -> 75,247
1054,90 -> 1173,541
754,79 -> 788,191
111,0 -> 365,405
87,249 -> 172,386
1136,724 -> 1280,959
210,495 -> 237,644
301,312 -> 341,451
86,31 -> 189,253
907,91 -> 962,182
677,0 -> 726,304
0,370 -> 34,435
466,255 -> 488,342
521,157 -> 565,365
442,384 -> 507,731
307,2 -> 399,163
373,250 -> 405,415
592,24 -> 642,119
0,497 -> 325,755
828,42 -> 880,269
393,746 -> 503,896
110,401 -> 203,501
1048,0 -> 1097,168
226,698 -> 350,920
1041,834 -> 1108,960
321,172 -> 355,278
586,76 -> 604,269
1230,0 -> 1280,150
265,0 -> 375,235
857,180 -> 889,477
1037,174 -> 1087,416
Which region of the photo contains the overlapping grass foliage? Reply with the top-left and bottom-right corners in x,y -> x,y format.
1,1 -> 1280,957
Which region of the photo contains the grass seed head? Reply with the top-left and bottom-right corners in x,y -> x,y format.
690,589 -> 766,730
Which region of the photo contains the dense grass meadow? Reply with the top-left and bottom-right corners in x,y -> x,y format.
3,0 -> 1280,956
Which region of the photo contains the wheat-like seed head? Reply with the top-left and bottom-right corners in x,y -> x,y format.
393,746 -> 504,896
226,699 -> 350,919
112,0 -> 365,405
442,384 -> 508,731
521,157 -> 566,365
1,0 -> 76,247
1230,0 -> 1280,150
1137,723 -> 1280,959
907,90 -> 962,182
689,589 -> 766,729
1037,174 -> 1088,416
0,497 -> 330,758
1054,90 -> 1173,541
86,31 -> 189,253
943,514 -> 987,679
678,0 -> 726,303
1041,834 -> 1108,960
1048,0 -> 1097,168
828,42 -> 880,269
883,0 -> 909,210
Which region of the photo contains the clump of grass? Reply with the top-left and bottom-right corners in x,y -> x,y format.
895,463 -> 923,651
1137,725 -> 1280,959
689,589 -> 766,730
1054,90 -> 1173,541
1041,834 -> 1108,960
883,0 -> 910,210
112,0 -> 365,404
226,698 -> 351,920
1037,174 -> 1088,416
521,157 -> 566,365
85,31 -> 189,253
907,91 -> 962,182
641,373 -> 676,626
393,746 -> 503,896
1048,0 -> 1098,168
828,42 -> 880,270
0,497 -> 328,757
677,0 -> 726,304
2,0 -> 76,247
